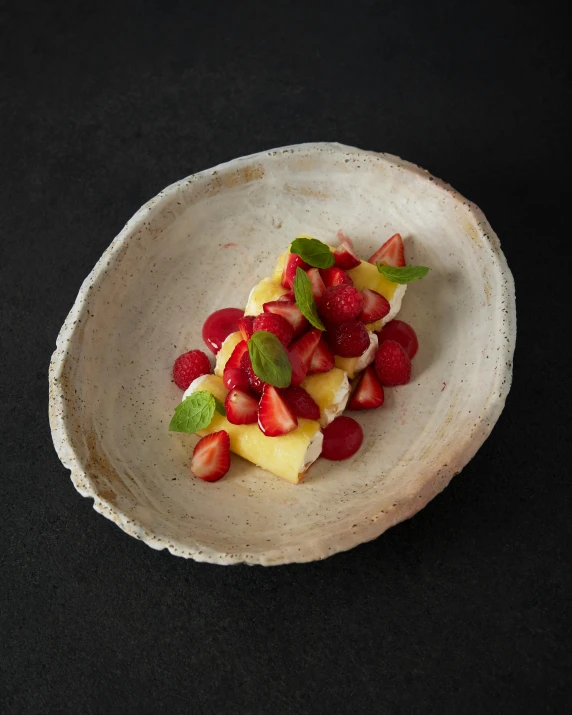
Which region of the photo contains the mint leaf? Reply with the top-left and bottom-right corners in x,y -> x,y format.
214,396 -> 226,416
169,390 -> 216,434
290,237 -> 335,269
376,264 -> 430,284
248,331 -> 292,388
293,267 -> 326,331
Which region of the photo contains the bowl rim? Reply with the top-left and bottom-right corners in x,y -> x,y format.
48,142 -> 517,565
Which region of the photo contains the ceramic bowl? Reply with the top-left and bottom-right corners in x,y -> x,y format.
49,143 -> 516,565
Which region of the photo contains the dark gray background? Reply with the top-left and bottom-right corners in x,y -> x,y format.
1,1 -> 570,713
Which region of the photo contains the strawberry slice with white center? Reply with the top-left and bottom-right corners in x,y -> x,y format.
190,431 -> 231,482
307,336 -> 335,374
258,385 -> 298,436
320,266 -> 353,288
305,268 -> 326,299
238,316 -> 255,341
347,365 -> 385,410
360,288 -> 391,323
225,340 -> 249,370
278,290 -> 295,302
336,229 -> 355,251
368,233 -> 406,267
333,241 -> 361,269
225,388 -> 259,425
287,328 -> 322,386
263,300 -> 309,337
282,253 -> 310,289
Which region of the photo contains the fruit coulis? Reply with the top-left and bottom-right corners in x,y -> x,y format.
202,308 -> 244,354
321,416 -> 364,460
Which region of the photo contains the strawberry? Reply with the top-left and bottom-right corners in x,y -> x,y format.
279,290 -> 295,302
258,385 -> 298,436
320,266 -> 353,288
280,386 -> 320,420
307,337 -> 335,374
360,288 -> 390,323
253,313 -> 294,347
305,268 -> 326,299
225,388 -> 259,425
333,241 -> 361,269
347,366 -> 385,410
240,351 -> 265,394
173,349 -> 211,390
329,320 -> 370,358
287,329 -> 322,386
223,367 -> 252,392
238,315 -> 255,341
374,339 -> 411,386
225,340 -> 249,370
282,253 -> 310,289
336,229 -> 355,251
318,284 -> 364,324
368,233 -> 406,267
190,431 -> 231,482
263,300 -> 309,337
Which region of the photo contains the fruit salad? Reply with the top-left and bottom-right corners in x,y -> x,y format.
170,231 -> 428,483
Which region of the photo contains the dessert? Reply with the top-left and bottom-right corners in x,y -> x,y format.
169,230 -> 428,483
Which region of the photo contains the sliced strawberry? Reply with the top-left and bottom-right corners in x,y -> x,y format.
307,337 -> 335,374
225,340 -> 249,370
282,253 -> 310,289
240,351 -> 265,394
347,366 -> 385,410
238,316 -> 255,341
320,266 -> 353,288
263,300 -> 309,337
258,385 -> 298,436
223,367 -> 251,392
368,233 -> 406,267
360,288 -> 391,323
333,241 -> 361,269
278,290 -> 295,302
318,284 -> 364,324
225,388 -> 259,425
305,268 -> 326,299
253,313 -> 294,347
336,229 -> 355,251
280,386 -> 320,420
329,320 -> 370,358
287,328 -> 322,386
190,431 -> 231,482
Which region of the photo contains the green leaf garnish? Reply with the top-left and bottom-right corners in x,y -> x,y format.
169,390 -> 218,434
290,237 -> 335,269
248,331 -> 292,388
293,267 -> 326,331
376,264 -> 430,284
214,396 -> 226,416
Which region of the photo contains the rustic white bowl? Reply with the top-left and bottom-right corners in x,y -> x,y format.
49,143 -> 516,565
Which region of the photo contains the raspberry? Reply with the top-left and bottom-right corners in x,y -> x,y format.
172,349 -> 211,389
374,339 -> 411,386
240,351 -> 265,394
318,285 -> 364,324
328,320 -> 370,357
253,313 -> 294,347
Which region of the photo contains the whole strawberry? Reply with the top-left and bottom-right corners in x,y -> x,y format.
173,349 -> 211,389
374,339 -> 411,386
318,284 -> 364,324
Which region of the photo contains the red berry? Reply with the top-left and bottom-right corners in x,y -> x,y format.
368,233 -> 406,267
190,431 -> 231,482
320,266 -> 353,288
307,337 -> 335,374
173,349 -> 211,390
287,329 -> 322,386
278,290 -> 295,302
360,288 -> 390,323
280,385 -> 320,421
225,340 -> 249,370
328,320 -> 370,358
333,240 -> 361,269
223,367 -> 251,392
376,320 -> 419,360
347,366 -> 384,410
319,284 -> 364,324
263,300 -> 309,337
240,351 -> 265,394
238,315 -> 255,341
253,313 -> 294,347
258,385 -> 298,437
224,388 -> 259,425
321,416 -> 363,460
374,339 -> 411,386
202,308 -> 244,354
282,253 -> 310,289
305,268 -> 326,299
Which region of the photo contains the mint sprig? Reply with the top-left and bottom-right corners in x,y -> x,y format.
293,267 -> 325,331
248,331 -> 292,388
169,390 -> 219,434
290,237 -> 335,269
376,264 -> 430,284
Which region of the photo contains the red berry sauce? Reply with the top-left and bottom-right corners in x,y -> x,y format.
377,319 -> 419,360
202,308 -> 244,354
321,416 -> 364,460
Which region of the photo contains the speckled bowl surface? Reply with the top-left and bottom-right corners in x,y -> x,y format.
49,143 -> 516,565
